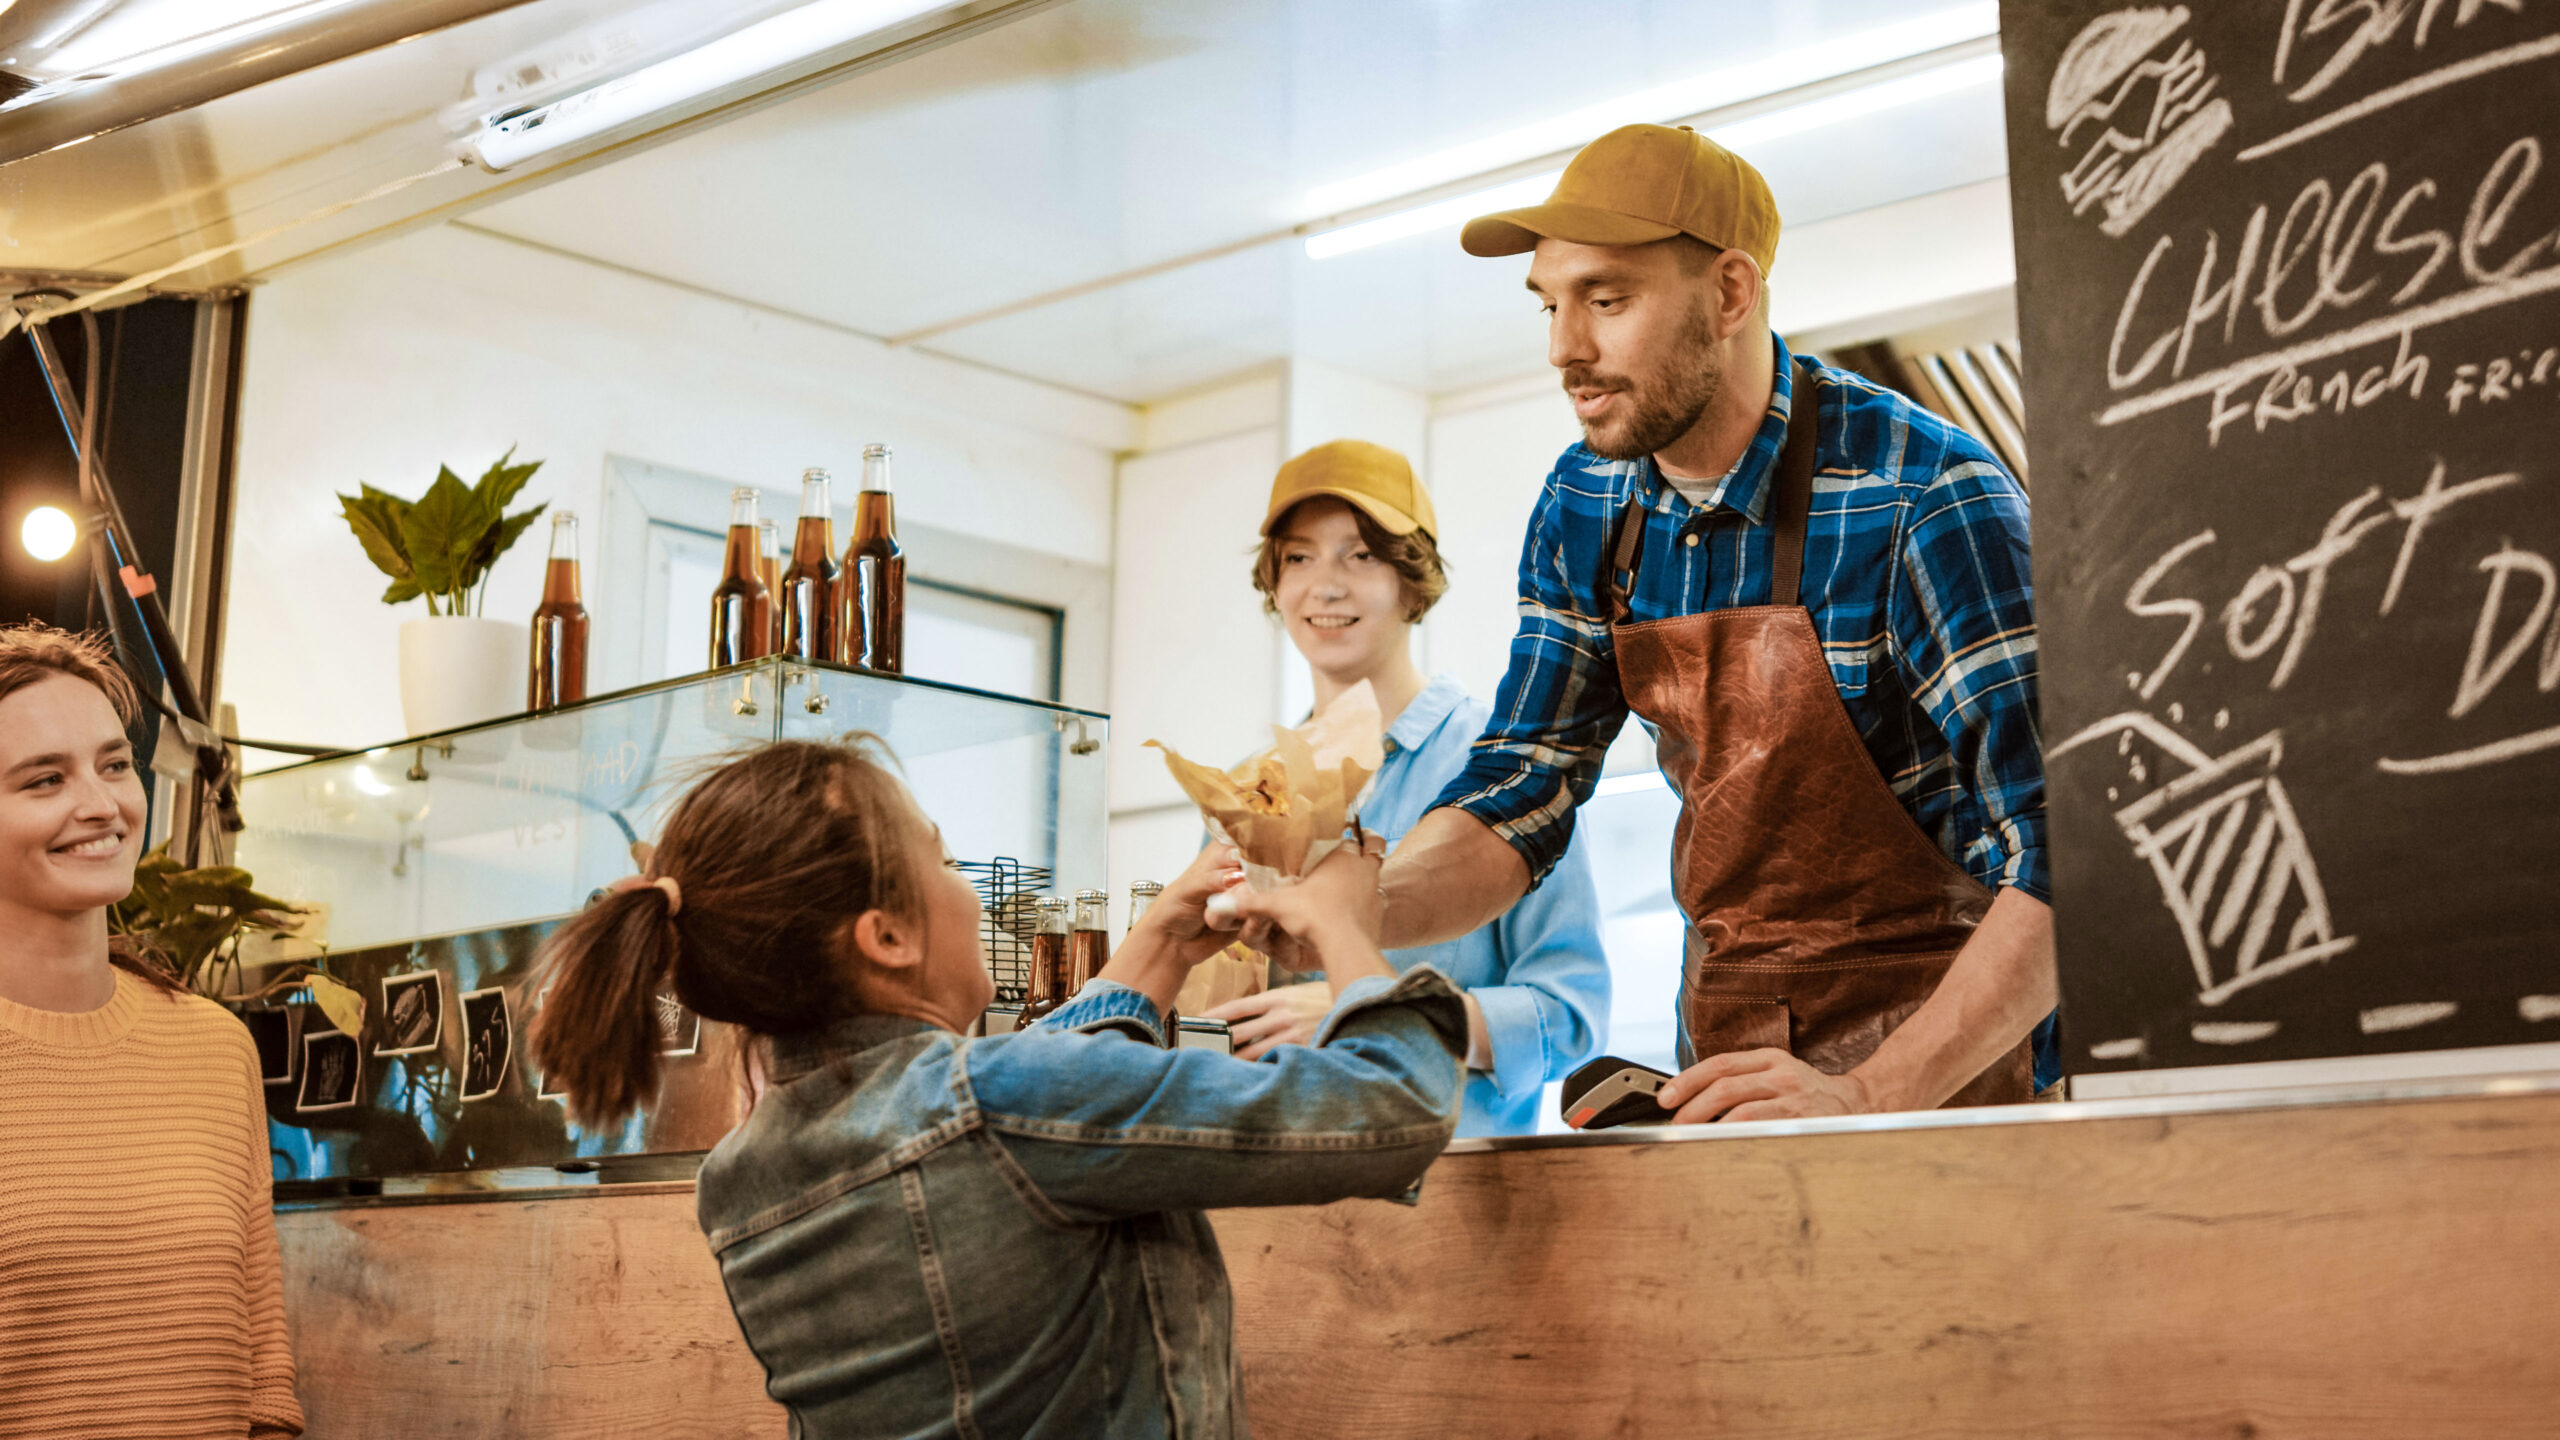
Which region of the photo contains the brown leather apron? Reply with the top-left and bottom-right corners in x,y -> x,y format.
1607,364 -> 2033,1107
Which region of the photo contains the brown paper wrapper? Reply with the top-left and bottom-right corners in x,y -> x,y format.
1145,680 -> 1384,890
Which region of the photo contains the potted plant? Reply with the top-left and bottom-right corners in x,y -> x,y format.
338,450 -> 547,736
111,845 -> 364,1033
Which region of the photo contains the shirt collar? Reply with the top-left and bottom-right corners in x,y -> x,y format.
1382,673 -> 1468,756
1641,333 -> 1798,528
766,1012 -> 940,1083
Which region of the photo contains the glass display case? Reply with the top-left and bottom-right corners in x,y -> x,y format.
235,659 -> 1106,1189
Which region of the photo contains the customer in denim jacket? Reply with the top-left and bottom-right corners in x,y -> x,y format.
531,736 -> 1469,1440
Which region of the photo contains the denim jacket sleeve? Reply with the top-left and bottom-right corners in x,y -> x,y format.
1472,825 -> 1611,1100
965,968 -> 1469,1225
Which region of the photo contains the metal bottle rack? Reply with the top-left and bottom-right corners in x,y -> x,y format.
958,857 -> 1053,1004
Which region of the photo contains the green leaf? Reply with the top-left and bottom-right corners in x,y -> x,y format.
401,466 -> 479,601
472,446 -> 542,515
466,503 -> 547,587
307,973 -> 365,1035
337,494 -> 413,585
381,576 -> 423,606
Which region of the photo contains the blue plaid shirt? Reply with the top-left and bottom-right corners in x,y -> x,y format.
1433,337 -> 2049,907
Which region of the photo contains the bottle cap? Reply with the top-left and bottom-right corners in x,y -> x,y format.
1074,888 -> 1108,902
1128,880 -> 1164,896
863,443 -> 892,460
802,466 -> 831,483
1036,896 -> 1069,911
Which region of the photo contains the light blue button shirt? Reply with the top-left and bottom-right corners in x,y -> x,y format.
1371,674 -> 1611,1135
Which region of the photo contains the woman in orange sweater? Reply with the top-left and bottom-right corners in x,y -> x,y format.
0,625 -> 302,1439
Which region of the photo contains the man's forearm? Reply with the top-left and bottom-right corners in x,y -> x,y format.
1380,807 -> 1532,949
1848,886 -> 2057,1111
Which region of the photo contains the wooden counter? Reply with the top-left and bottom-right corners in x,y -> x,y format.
276,1077 -> 2560,1437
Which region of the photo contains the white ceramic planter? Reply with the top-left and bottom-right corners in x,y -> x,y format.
398,616 -> 529,737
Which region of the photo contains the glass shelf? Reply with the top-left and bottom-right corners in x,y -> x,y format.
237,658 -> 1108,955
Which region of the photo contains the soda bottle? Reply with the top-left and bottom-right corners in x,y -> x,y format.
756,517 -> 784,651
527,512 -> 589,711
709,487 -> 774,668
1018,897 -> 1072,1028
1125,880 -> 1163,940
1068,888 -> 1109,992
844,443 -> 905,673
779,467 -> 841,661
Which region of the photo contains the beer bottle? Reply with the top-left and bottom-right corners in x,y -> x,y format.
1068,888 -> 1109,992
756,517 -> 784,651
1125,880 -> 1163,940
1018,897 -> 1073,1028
527,512 -> 589,711
779,467 -> 841,661
844,443 -> 905,673
708,487 -> 774,668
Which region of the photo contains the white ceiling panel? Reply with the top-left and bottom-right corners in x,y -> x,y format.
459,0 -> 2017,402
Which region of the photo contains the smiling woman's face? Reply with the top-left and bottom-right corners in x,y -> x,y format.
1272,497 -> 1413,683
0,674 -> 145,919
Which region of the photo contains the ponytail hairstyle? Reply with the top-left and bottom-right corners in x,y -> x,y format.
0,623 -> 178,994
529,735 -> 930,1129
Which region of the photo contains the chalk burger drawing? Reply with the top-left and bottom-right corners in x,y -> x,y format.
2050,5 -> 2233,236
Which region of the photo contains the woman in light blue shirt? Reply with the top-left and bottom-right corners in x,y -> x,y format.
1206,439 -> 1609,1136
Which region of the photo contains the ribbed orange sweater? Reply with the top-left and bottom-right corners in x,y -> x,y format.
0,970 -> 303,1439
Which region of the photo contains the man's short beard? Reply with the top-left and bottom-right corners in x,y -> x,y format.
1566,304 -> 1725,462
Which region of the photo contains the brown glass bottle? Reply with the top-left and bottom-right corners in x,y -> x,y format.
844,443 -> 905,673
779,467 -> 841,661
1125,880 -> 1162,940
1067,889 -> 1109,991
1018,897 -> 1073,1027
756,517 -> 784,652
708,488 -> 774,668
527,512 -> 589,711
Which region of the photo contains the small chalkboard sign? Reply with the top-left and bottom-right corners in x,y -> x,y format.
2002,2 -> 2560,1073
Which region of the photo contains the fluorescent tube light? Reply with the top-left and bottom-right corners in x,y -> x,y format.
1305,170 -> 1558,260
464,0 -> 946,173
1300,3 -> 1998,217
1302,50 -> 2003,261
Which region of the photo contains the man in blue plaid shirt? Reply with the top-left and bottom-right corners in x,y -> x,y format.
1374,124 -> 2057,1121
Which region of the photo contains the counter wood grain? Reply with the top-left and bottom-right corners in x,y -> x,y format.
276,1087 -> 2560,1437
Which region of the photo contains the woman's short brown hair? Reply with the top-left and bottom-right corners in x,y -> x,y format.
1251,499 -> 1450,623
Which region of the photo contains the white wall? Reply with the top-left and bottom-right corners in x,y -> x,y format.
1103,376 -> 1285,902
225,222 -> 1135,754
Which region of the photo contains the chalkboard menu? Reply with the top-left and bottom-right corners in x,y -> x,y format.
2002,2 -> 2560,1074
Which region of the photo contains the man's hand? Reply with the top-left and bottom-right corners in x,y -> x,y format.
1097,843 -> 1243,1015
1204,981 -> 1332,1061
1656,1049 -> 1875,1124
1226,833 -> 1395,994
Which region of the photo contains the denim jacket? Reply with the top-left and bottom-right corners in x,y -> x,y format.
695,966 -> 1470,1440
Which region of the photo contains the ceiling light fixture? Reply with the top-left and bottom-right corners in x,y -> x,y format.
1301,3 -> 1998,218
1303,48 -> 2004,261
462,0 -> 947,173
20,505 -> 76,562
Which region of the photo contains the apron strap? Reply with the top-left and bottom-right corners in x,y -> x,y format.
1769,363 -> 1819,608
1605,480 -> 1646,624
1606,359 -> 1821,619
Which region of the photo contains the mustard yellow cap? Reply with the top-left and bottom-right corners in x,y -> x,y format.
1263,439 -> 1437,542
1460,123 -> 1780,274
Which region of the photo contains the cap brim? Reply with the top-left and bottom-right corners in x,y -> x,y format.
1263,487 -> 1425,540
1460,203 -> 1682,257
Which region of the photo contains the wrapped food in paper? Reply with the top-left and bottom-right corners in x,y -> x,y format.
1145,680 -> 1383,891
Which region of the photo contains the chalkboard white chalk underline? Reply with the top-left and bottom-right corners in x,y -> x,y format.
2238,33 -> 2560,163
2096,264 -> 2560,427
2379,722 -> 2560,776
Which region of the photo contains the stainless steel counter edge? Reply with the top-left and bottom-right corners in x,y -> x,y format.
275,1067 -> 2560,1209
